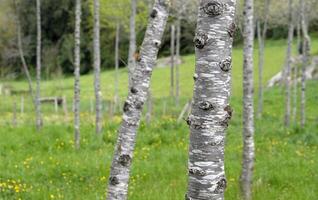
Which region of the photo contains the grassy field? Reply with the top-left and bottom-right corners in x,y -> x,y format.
0,38 -> 318,200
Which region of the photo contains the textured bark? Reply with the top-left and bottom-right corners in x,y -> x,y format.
175,18 -> 181,106
284,0 -> 294,127
170,24 -> 175,98
74,0 -> 81,149
36,0 -> 42,130
256,0 -> 270,118
240,0 -> 255,199
106,1 -> 169,199
94,0 -> 103,134
300,0 -> 310,128
114,23 -> 120,109
128,0 -> 137,88
186,0 -> 236,199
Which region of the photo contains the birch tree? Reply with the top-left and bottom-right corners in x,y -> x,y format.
300,0 -> 310,128
94,0 -> 103,134
128,0 -> 137,88
170,24 -> 175,98
284,0 -> 294,127
74,0 -> 81,149
114,23 -> 120,109
240,0 -> 255,199
36,0 -> 42,130
186,0 -> 237,199
256,0 -> 270,118
106,0 -> 169,199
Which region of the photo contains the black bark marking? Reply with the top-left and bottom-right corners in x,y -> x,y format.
203,1 -> 224,17
150,9 -> 158,18
198,101 -> 214,111
194,32 -> 208,49
186,116 -> 204,129
219,58 -> 232,72
109,176 -> 119,185
130,87 -> 138,94
185,194 -> 193,200
193,74 -> 198,81
214,178 -> 227,194
123,101 -> 131,112
220,105 -> 233,127
189,168 -> 206,176
153,40 -> 161,48
118,154 -> 131,166
228,22 -> 236,38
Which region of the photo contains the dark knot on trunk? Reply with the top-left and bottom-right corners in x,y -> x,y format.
214,178 -> 227,194
194,32 -> 208,49
185,194 -> 193,200
198,101 -> 214,111
193,73 -> 198,81
203,1 -> 224,17
109,176 -> 119,185
123,101 -> 131,113
220,105 -> 233,127
189,167 -> 206,176
219,58 -> 232,72
130,87 -> 138,94
228,22 -> 236,38
118,154 -> 131,166
150,9 -> 158,18
186,116 -> 204,129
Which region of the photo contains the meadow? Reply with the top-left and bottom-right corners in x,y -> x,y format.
0,38 -> 318,199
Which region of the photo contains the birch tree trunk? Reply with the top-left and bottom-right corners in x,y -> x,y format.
300,0 -> 310,128
74,0 -> 82,149
284,0 -> 294,127
94,0 -> 102,134
106,1 -> 169,199
256,0 -> 270,118
36,0 -> 42,130
186,0 -> 237,199
170,24 -> 175,98
175,18 -> 181,106
240,0 -> 255,199
114,23 -> 120,109
293,16 -> 301,124
128,0 -> 137,88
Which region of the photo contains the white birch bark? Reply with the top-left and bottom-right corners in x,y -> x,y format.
74,0 -> 82,149
284,0 -> 294,127
186,0 -> 237,199
94,0 -> 103,134
170,24 -> 175,98
114,23 -> 120,109
36,0 -> 42,130
293,16 -> 301,124
106,1 -> 169,199
256,0 -> 270,118
128,0 -> 137,88
240,0 -> 255,199
175,18 -> 181,106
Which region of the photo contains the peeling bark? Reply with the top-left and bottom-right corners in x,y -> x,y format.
74,0 -> 81,149
36,0 -> 42,130
186,0 -> 237,199
240,0 -> 255,199
284,0 -> 294,128
128,0 -> 137,88
106,1 -> 169,199
94,0 -> 103,134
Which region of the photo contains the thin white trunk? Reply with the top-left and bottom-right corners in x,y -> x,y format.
36,0 -> 42,130
240,0 -> 255,199
186,0 -> 237,199
94,0 -> 102,134
106,1 -> 169,199
114,23 -> 120,110
74,0 -> 82,149
293,17 -> 301,124
170,24 -> 175,98
284,0 -> 294,127
175,18 -> 181,106
128,0 -> 137,88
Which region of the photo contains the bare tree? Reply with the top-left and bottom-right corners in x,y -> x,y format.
293,14 -> 301,124
284,0 -> 294,127
106,1 -> 169,199
36,0 -> 42,130
256,0 -> 270,118
300,0 -> 310,128
170,24 -> 175,98
186,0 -> 237,199
128,0 -> 137,88
240,0 -> 255,199
94,0 -> 102,134
74,0 -> 82,149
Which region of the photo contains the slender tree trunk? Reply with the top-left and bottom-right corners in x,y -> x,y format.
94,0 -> 102,134
114,23 -> 120,110
300,0 -> 310,128
36,0 -> 42,130
240,0 -> 255,199
74,0 -> 82,149
175,18 -> 181,107
256,0 -> 270,118
106,1 -> 169,199
186,0 -> 237,199
293,17 -> 301,124
284,0 -> 294,127
170,24 -> 175,98
128,0 -> 137,88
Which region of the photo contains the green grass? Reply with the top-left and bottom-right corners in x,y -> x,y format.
1,38 -> 318,199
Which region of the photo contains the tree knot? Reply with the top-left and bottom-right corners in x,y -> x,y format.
214,178 -> 227,194
109,176 -> 119,185
150,9 -> 158,18
198,101 -> 214,111
118,154 -> 131,166
189,167 -> 206,176
193,32 -> 208,49
130,87 -> 138,94
203,1 -> 224,17
228,22 -> 236,38
219,57 -> 232,72
220,105 -> 233,127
